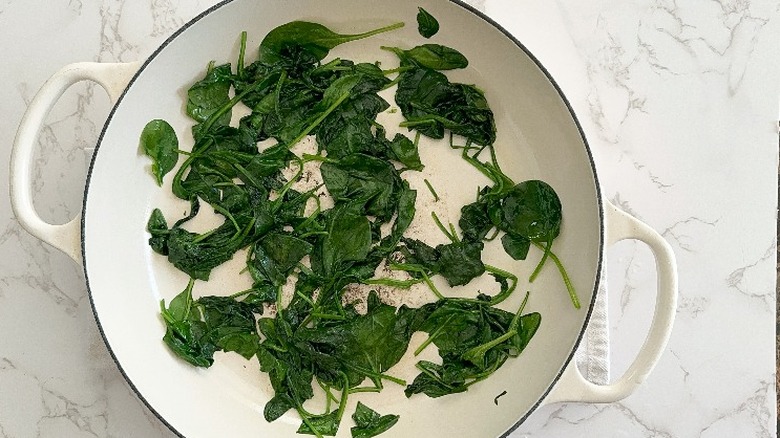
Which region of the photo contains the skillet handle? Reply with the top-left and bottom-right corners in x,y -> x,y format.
10,62 -> 140,265
543,201 -> 678,404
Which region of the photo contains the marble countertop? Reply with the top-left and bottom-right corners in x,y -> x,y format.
1,0 -> 778,437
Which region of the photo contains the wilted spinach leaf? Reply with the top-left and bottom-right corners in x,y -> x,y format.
297,410 -> 340,436
501,232 -> 531,260
501,180 -> 562,242
351,402 -> 399,438
386,133 -> 424,171
416,7 -> 440,38
406,297 -> 541,398
166,219 -> 251,281
140,119 -> 179,186
160,280 -> 216,367
259,21 -> 404,64
147,208 -> 170,255
316,203 -> 372,278
188,63 -> 233,119
459,198 -> 493,242
197,295 -> 260,359
436,240 -> 485,287
394,65 -> 495,145
249,233 -> 313,287
320,154 -> 404,221
387,44 -> 467,70
397,238 -> 484,287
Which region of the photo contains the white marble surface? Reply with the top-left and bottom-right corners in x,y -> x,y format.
1,0 -> 778,437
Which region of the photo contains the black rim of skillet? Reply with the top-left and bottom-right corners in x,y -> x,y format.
80,1 -> 605,436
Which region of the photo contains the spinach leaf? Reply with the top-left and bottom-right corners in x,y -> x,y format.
500,180 -> 562,242
406,298 -> 540,398
241,283 -> 278,313
186,63 -> 234,128
396,238 -> 484,287
245,143 -> 296,178
351,402 -> 399,438
416,7 -> 440,38
299,293 -> 417,386
320,154 -> 403,221
166,219 -> 252,281
160,280 -> 216,367
270,73 -> 371,147
394,66 -> 496,146
147,208 -> 170,255
316,203 -> 372,278
386,133 -> 424,171
257,345 -> 315,422
140,119 -> 179,186
459,198 -> 493,242
297,410 -> 340,436
197,296 -> 260,359
248,233 -> 313,287
436,241 -> 485,287
501,232 -> 530,260
377,182 -> 417,253
389,44 -> 468,70
315,65 -> 392,159
416,299 -> 501,355
398,238 -> 441,274
259,21 -> 405,64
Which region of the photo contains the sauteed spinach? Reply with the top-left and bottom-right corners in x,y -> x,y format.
143,11 -> 576,437
416,7 -> 440,38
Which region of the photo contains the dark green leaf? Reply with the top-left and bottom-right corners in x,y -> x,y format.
245,144 -> 296,178
320,154 -> 403,221
298,293 -> 418,386
249,233 -> 313,286
387,134 -> 423,171
259,21 -> 404,64
160,281 -> 216,368
351,402 -> 399,438
404,44 -> 467,70
166,220 -> 250,281
140,119 -> 179,186
501,232 -> 531,260
297,410 -> 340,436
459,199 -> 492,242
435,241 -> 485,287
508,312 -> 541,356
416,299 -> 497,354
394,66 -> 496,146
416,7 -> 440,38
147,208 -> 170,255
377,182 -> 416,253
186,63 -> 233,127
398,238 -> 441,274
317,203 -> 372,278
500,180 -> 562,242
263,393 -> 294,422
404,360 -> 469,398
241,283 -> 278,313
197,296 -> 260,359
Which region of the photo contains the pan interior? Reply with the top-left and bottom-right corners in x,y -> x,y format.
83,1 -> 602,437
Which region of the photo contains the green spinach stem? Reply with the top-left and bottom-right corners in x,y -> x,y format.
430,211 -> 456,243
531,242 -> 579,309
528,237 -> 552,283
237,31 -> 247,77
423,178 -> 440,202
